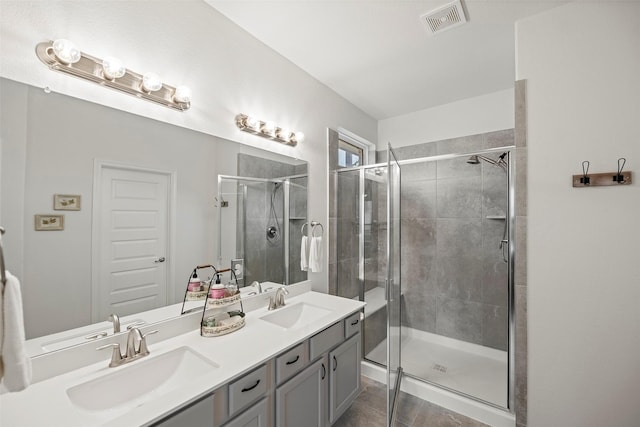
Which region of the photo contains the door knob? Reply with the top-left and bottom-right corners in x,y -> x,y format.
154,257 -> 166,263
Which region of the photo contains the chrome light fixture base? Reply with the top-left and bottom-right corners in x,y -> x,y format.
35,40 -> 190,111
235,114 -> 303,146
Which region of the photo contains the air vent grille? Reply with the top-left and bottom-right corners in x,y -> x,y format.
420,0 -> 468,35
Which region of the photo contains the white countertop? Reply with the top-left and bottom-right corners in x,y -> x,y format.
0,291 -> 365,427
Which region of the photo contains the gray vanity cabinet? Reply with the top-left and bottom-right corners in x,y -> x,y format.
275,358 -> 326,427
328,333 -> 361,424
224,397 -> 270,427
152,393 -> 215,427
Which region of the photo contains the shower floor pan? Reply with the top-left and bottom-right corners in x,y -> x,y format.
366,327 -> 508,408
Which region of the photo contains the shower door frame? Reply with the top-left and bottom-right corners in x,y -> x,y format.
335,144 -> 516,414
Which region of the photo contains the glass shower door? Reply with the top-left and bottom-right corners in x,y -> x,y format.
386,145 -> 402,426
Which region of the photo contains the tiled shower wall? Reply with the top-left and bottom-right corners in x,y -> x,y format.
377,129 -> 513,351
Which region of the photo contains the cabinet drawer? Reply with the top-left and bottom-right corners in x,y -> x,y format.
228,365 -> 268,416
344,312 -> 361,338
310,321 -> 344,360
276,342 -> 307,384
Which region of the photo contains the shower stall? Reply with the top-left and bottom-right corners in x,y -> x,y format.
217,173 -> 308,287
331,144 -> 515,420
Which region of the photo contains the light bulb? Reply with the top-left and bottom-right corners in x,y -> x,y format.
278,127 -> 292,141
294,132 -> 305,143
262,121 -> 276,136
246,116 -> 261,131
173,85 -> 192,103
142,72 -> 162,92
52,39 -> 81,64
102,56 -> 126,80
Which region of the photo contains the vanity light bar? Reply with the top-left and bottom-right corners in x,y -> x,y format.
235,114 -> 304,147
35,40 -> 191,111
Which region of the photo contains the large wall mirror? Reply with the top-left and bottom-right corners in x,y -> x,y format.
0,78 -> 308,354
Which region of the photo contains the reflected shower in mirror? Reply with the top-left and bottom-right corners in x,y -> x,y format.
0,77 -> 308,354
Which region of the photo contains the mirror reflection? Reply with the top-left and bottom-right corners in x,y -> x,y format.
0,78 -> 307,354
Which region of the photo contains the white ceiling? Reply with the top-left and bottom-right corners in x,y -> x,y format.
206,0 -> 566,120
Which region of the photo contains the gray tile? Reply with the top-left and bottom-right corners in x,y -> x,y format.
337,258 -> 359,299
485,129 -> 514,149
337,171 -> 360,219
364,307 -> 387,356
329,218 -> 337,264
437,177 -> 482,218
402,180 -> 436,219
437,156 -> 483,180
435,296 -> 483,345
333,398 -> 387,427
395,391 -> 425,426
402,160 -> 437,182
401,290 -> 437,333
436,135 -> 483,156
481,174 -> 508,218
413,400 -> 490,427
337,218 -> 358,260
515,216 -> 527,287
436,219 -> 482,258
515,80 -> 527,148
482,304 -> 508,351
435,255 -> 483,303
514,148 -> 527,217
394,141 -> 438,161
481,218 -> 508,306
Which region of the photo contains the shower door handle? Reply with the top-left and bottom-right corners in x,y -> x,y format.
500,240 -> 508,263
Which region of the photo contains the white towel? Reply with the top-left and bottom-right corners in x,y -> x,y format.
0,271 -> 32,391
308,236 -> 323,273
300,235 -> 309,271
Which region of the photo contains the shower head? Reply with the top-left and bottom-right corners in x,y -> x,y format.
466,153 -> 508,171
466,155 -> 481,165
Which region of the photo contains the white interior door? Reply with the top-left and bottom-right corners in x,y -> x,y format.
93,163 -> 172,322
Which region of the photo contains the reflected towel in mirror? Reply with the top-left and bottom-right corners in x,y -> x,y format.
308,236 -> 323,273
300,235 -> 309,271
0,271 -> 32,391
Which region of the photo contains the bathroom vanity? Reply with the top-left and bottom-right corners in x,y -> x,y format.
0,291 -> 364,427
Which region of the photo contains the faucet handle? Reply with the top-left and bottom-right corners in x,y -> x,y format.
139,330 -> 159,356
97,343 -> 123,367
126,321 -> 146,330
268,296 -> 277,311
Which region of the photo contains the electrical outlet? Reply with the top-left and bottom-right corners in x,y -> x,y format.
231,258 -> 243,280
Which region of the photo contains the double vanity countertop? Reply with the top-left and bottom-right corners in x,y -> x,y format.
1,291 -> 365,427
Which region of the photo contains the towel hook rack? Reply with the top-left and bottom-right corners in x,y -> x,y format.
0,226 -> 7,287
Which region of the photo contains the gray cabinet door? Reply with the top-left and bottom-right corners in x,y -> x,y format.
275,358 -> 325,427
329,333 -> 361,424
153,393 -> 215,427
224,397 -> 269,427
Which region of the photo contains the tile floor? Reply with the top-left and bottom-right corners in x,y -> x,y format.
334,376 -> 490,427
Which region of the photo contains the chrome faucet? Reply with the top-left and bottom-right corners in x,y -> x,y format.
108,313 -> 120,333
250,281 -> 263,294
97,328 -> 158,368
268,286 -> 290,310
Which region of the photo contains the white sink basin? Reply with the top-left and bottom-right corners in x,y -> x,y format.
66,346 -> 218,412
259,302 -> 332,330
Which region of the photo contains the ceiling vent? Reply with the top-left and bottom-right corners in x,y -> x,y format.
420,0 -> 468,35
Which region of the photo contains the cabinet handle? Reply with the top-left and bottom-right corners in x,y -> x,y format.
241,379 -> 261,393
333,355 -> 338,372
321,363 -> 326,380
286,355 -> 300,365
350,319 -> 359,326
